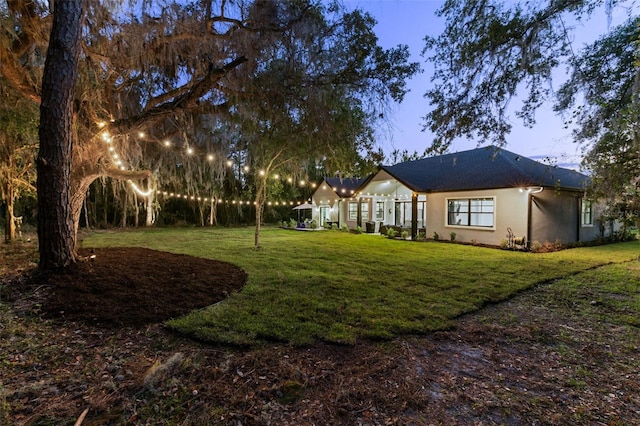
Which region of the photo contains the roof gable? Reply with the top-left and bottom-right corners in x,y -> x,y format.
324,177 -> 368,197
382,146 -> 588,192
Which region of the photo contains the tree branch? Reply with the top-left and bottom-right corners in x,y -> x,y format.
109,56 -> 247,135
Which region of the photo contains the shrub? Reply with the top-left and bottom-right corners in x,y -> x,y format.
311,219 -> 318,229
401,230 -> 409,239
432,232 -> 440,241
331,223 -> 339,230
530,240 -> 543,252
386,227 -> 397,239
449,231 -> 456,242
289,218 -> 297,228
500,239 -> 509,249
355,226 -> 363,234
341,224 -> 349,232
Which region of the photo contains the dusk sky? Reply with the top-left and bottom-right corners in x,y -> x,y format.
344,0 -> 637,169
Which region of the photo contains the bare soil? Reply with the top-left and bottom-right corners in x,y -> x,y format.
1,238 -> 639,425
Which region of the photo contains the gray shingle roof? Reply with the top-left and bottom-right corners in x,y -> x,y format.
381,146 -> 588,192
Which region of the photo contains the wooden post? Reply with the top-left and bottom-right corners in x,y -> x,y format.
411,192 -> 418,240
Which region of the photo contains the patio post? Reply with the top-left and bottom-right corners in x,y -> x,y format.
411,192 -> 418,240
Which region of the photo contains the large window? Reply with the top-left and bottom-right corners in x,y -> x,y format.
375,202 -> 385,220
447,197 -> 494,228
394,201 -> 425,227
581,200 -> 593,226
361,202 -> 369,221
348,202 -> 358,220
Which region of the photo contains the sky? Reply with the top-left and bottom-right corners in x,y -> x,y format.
343,0 -> 637,169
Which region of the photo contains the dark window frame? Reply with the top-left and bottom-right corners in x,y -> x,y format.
447,197 -> 495,228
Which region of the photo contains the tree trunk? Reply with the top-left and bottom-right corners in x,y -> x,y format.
83,194 -> 89,229
209,198 -> 217,226
254,177 -> 267,249
145,193 -> 154,226
145,178 -> 155,227
133,192 -> 139,227
120,186 -> 128,228
632,65 -> 640,232
36,0 -> 84,269
70,174 -> 98,239
102,183 -> 108,227
198,202 -> 205,227
4,188 -> 16,243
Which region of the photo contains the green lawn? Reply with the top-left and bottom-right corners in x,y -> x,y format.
82,227 -> 640,345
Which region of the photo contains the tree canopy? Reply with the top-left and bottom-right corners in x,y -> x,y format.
0,0 -> 418,259
423,0 -> 639,228
423,0 -> 635,149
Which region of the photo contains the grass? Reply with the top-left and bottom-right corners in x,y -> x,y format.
82,226 -> 640,346
539,261 -> 640,328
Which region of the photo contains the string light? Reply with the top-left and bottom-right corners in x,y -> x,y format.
129,180 -> 154,197
95,121 -> 323,208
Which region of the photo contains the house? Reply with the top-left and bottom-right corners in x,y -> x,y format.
310,177 -> 368,228
311,146 -> 605,246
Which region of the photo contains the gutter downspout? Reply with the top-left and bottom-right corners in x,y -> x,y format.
576,197 -> 581,243
526,187 -> 544,248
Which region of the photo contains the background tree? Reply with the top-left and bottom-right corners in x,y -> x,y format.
556,18 -> 640,230
2,0 -> 416,259
0,81 -> 38,242
234,6 -> 418,247
423,0 -> 639,229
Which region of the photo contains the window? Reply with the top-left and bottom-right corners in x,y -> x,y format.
348,202 -> 358,220
361,202 -> 369,221
319,206 -> 331,227
375,202 -> 385,220
394,201 -> 426,227
447,197 -> 494,228
582,200 -> 593,226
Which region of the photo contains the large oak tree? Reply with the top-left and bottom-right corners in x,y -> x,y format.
2,0 -> 417,266
36,0 -> 85,268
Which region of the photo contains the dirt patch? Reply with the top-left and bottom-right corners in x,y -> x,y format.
27,247 -> 247,327
1,238 -> 639,425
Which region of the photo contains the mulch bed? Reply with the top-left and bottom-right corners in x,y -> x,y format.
29,247 -> 248,327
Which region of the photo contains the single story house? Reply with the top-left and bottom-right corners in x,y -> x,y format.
311,146 -> 606,246
311,177 -> 367,228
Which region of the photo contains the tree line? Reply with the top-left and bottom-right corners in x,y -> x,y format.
1,0 -> 418,266
1,0 -> 637,271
